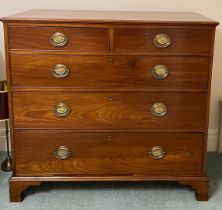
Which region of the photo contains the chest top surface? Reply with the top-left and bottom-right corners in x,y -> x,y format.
0,9 -> 219,25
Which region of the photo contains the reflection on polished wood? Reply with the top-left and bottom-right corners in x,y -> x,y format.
0,9 -> 218,202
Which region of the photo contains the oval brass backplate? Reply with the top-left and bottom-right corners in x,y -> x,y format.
154,33 -> 171,48
152,64 -> 170,79
51,64 -> 70,78
54,146 -> 72,160
53,102 -> 71,118
149,146 -> 166,160
50,32 -> 69,47
150,103 -> 167,117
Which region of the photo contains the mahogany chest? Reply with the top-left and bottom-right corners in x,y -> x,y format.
0,9 -> 218,202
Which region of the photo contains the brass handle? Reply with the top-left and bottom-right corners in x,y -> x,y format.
152,64 -> 170,79
154,33 -> 171,48
53,102 -> 71,117
54,146 -> 72,160
151,103 -> 167,117
149,146 -> 166,160
51,64 -> 70,78
50,32 -> 68,47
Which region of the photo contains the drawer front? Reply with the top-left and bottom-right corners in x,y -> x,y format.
8,26 -> 109,51
15,131 -> 203,176
13,92 -> 206,131
10,54 -> 209,90
114,28 -> 212,53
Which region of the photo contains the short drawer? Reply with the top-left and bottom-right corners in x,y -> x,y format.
13,92 -> 206,131
15,131 -> 203,176
8,26 -> 109,51
114,28 -> 212,54
10,54 -> 209,90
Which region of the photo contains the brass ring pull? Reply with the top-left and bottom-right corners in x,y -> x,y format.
54,146 -> 72,160
51,64 -> 70,78
154,33 -> 171,48
149,146 -> 166,160
50,32 -> 68,47
152,64 -> 170,79
53,102 -> 71,118
151,103 -> 167,117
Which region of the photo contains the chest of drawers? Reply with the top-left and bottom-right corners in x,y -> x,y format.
0,9 -> 218,202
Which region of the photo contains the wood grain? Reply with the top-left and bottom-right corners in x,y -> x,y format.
14,131 -> 203,176
12,92 -> 206,131
8,175 -> 208,202
8,26 -> 109,51
1,9 -> 218,202
3,23 -> 17,173
179,180 -> 209,201
9,178 -> 41,202
202,27 -> 217,174
10,54 -> 209,90
0,10 -> 218,25
114,28 -> 212,54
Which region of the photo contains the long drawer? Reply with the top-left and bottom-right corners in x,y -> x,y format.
15,131 -> 203,176
12,92 -> 206,130
114,28 -> 212,54
8,26 -> 109,51
10,54 -> 209,90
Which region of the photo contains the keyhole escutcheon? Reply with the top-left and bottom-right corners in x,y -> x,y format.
144,33 -> 149,39
109,58 -> 113,64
